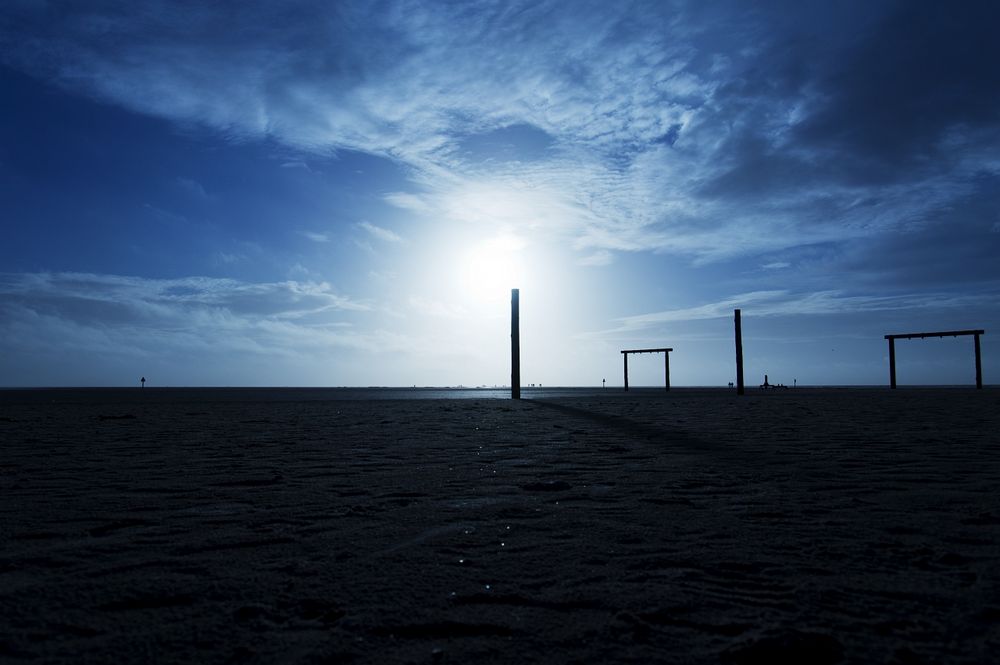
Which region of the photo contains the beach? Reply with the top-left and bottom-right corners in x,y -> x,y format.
1,387 -> 998,663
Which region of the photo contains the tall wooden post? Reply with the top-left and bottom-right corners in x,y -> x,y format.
734,309 -> 744,395
511,288 -> 520,399
888,337 -> 896,389
664,352 -> 670,391
974,333 -> 982,389
623,353 -> 629,392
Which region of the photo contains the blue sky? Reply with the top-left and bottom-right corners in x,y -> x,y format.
2,0 -> 998,387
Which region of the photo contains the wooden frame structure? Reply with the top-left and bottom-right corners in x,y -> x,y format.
884,329 -> 985,389
621,348 -> 673,391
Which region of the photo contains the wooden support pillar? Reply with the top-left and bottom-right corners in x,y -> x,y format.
623,353 -> 629,392
664,352 -> 670,391
974,333 -> 982,389
511,288 -> 520,400
888,337 -> 896,389
734,309 -> 744,395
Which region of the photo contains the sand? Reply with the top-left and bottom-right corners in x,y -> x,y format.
1,387 -> 998,663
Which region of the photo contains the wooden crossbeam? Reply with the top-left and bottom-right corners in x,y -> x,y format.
885,329 -> 984,340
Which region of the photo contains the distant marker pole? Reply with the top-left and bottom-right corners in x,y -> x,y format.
511,288 -> 520,400
734,309 -> 745,395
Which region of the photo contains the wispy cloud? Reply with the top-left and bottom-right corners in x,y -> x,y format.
357,221 -> 403,243
214,251 -> 246,265
384,192 -> 430,213
2,1 -> 997,269
578,250 -> 614,267
143,203 -> 187,225
175,176 -> 210,200
0,271 -> 368,322
408,296 -> 467,320
608,289 -> 1000,334
0,272 -> 394,383
302,231 -> 331,243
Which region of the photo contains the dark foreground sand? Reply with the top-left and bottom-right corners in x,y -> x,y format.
2,388 -> 999,663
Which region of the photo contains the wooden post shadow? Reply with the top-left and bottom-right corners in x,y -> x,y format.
884,329 -> 985,389
620,348 -> 673,391
511,288 -> 520,399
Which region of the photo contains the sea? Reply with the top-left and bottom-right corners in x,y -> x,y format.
0,384 -> 970,406
0,386 -> 662,404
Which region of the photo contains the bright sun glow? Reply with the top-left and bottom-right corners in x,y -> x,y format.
458,235 -> 528,303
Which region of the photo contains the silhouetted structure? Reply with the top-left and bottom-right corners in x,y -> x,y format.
620,348 -> 673,391
734,309 -> 745,395
511,289 -> 520,400
140,376 -> 145,389
885,329 -> 985,389
760,374 -> 788,389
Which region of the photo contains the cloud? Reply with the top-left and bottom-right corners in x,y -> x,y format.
791,2 -> 1000,171
143,203 -> 187,225
2,0 -> 998,270
175,176 -> 210,200
0,271 -> 368,323
578,250 -> 614,267
0,272 -> 397,384
408,296 -> 467,320
607,289 -> 1000,335
214,251 -> 246,265
357,221 -> 403,243
302,231 -> 331,243
384,192 -> 430,213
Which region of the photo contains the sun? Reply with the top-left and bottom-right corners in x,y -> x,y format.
457,235 -> 527,303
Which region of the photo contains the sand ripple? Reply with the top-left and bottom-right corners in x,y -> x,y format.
1,388 -> 998,662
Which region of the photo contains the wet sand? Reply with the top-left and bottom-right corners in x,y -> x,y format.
2,388 -> 999,663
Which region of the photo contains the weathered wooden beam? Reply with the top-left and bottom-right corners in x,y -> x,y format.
975,333 -> 983,389
884,329 -> 985,340
511,288 -> 520,400
735,309 -> 744,395
888,337 -> 896,389
664,352 -> 670,391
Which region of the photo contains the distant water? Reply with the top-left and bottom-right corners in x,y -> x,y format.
1,385 -> 986,405
1,386 -> 718,403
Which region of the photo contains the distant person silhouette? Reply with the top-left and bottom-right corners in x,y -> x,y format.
140,376 -> 146,389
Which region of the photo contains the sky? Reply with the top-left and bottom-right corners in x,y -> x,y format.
1,0 -> 999,388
